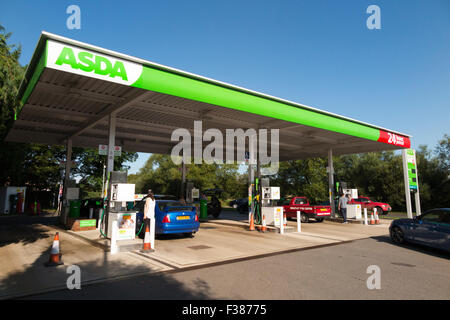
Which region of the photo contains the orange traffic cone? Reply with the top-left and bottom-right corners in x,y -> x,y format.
45,232 -> 63,266
249,213 -> 255,231
283,213 -> 287,227
141,224 -> 153,252
374,210 -> 380,225
261,214 -> 267,232
370,212 -> 375,225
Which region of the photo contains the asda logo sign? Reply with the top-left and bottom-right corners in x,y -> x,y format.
46,40 -> 142,86
55,47 -> 128,80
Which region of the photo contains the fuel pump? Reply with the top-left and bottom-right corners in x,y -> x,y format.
261,186 -> 283,227
101,171 -> 137,241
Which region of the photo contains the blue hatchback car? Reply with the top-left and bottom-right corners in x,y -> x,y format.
389,208 -> 450,252
134,196 -> 199,237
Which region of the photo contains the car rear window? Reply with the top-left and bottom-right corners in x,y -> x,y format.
294,198 -> 307,205
158,201 -> 193,212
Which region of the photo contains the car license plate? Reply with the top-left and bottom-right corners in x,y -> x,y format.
177,216 -> 190,220
320,208 -> 328,212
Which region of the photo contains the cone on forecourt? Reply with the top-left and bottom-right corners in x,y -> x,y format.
283,212 -> 287,226
249,213 -> 255,231
45,232 -> 63,267
261,214 -> 267,232
141,224 -> 153,252
370,212 -> 375,225
374,209 -> 380,225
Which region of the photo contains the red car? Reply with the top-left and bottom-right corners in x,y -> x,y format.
280,196 -> 331,223
348,196 -> 392,215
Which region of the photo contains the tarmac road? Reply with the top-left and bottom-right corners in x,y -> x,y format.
25,235 -> 450,300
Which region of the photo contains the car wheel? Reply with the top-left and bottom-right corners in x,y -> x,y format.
316,218 -> 324,222
300,213 -> 309,223
390,226 -> 405,244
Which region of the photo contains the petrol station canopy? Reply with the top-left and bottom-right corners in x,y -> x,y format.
6,32 -> 412,161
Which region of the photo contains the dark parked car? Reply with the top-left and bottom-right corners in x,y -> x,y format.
389,208 -> 450,252
203,189 -> 223,218
229,198 -> 248,214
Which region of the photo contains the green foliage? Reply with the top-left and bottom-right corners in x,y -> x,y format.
271,158 -> 328,204
129,154 -> 247,200
435,134 -> 449,171
72,147 -> 138,199
0,24 -> 24,140
333,145 -> 449,211
0,142 -> 138,200
335,151 -> 405,209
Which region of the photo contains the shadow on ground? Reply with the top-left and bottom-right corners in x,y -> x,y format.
0,220 -> 213,300
0,223 -> 51,248
371,235 -> 450,260
0,211 -> 59,226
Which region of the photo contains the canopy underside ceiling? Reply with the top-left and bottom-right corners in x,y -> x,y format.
7,68 -> 400,162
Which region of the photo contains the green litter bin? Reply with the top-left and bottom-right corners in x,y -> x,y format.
69,200 -> 81,218
200,199 -> 208,220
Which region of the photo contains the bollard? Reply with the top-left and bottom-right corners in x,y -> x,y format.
89,207 -> 94,219
110,220 -> 118,255
364,208 -> 368,226
297,211 -> 301,232
150,217 -> 155,250
97,208 -> 103,230
280,211 -> 284,234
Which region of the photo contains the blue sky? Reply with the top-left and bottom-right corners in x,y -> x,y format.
1,0 -> 449,173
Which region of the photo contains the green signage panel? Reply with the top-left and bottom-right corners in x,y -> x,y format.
405,149 -> 418,192
79,219 -> 96,228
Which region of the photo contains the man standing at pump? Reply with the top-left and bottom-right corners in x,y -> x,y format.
144,189 -> 156,249
338,192 -> 349,224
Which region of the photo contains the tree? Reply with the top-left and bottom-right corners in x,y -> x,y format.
72,147 -> 138,199
0,24 -> 24,140
435,134 -> 450,171
129,154 -> 247,200
272,158 -> 328,203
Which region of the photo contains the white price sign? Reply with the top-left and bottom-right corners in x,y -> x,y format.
99,145 -> 121,157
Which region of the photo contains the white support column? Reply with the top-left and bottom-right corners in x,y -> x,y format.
414,192 -> 421,216
64,138 -> 72,189
414,162 -> 421,216
106,113 -> 116,175
364,207 -> 368,226
61,138 -> 72,225
104,114 -> 116,240
181,161 -> 186,199
248,135 -> 256,224
280,213 -> 284,234
150,210 -> 156,250
402,149 -> 413,219
297,211 -> 301,232
328,149 -> 335,217
110,220 -> 118,254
